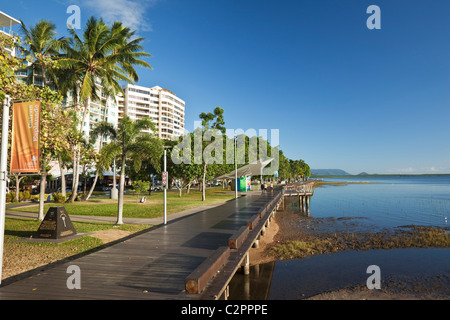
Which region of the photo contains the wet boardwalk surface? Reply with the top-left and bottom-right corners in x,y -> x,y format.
0,191 -> 279,300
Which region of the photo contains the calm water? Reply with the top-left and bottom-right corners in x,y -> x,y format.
312,175 -> 450,229
228,175 -> 450,299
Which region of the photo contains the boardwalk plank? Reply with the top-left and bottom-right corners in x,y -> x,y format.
0,190 -> 284,300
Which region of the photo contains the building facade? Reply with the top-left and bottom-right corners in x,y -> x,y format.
117,84 -> 185,140
0,10 -> 20,56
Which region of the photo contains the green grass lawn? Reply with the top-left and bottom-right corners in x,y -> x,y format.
2,217 -> 149,280
7,187 -> 239,219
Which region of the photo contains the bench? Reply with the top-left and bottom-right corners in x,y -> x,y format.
246,214 -> 260,230
227,226 -> 249,249
185,246 -> 230,294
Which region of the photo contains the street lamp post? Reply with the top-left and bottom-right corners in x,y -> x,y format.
234,134 -> 237,199
0,95 -> 11,285
111,158 -> 118,199
163,146 -> 172,225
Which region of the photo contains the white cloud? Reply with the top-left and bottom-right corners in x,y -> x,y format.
81,0 -> 158,32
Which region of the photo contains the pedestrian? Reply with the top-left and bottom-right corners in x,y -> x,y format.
261,182 -> 265,192
270,182 -> 273,191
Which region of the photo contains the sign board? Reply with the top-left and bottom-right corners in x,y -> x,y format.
10,100 -> 41,173
162,171 -> 168,188
35,207 -> 77,239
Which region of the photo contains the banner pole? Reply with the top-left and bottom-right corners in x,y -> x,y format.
0,95 -> 11,286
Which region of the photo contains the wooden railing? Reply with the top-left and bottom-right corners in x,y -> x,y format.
185,190 -> 283,295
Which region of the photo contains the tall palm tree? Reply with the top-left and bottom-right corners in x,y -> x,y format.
58,16 -> 152,202
19,20 -> 69,220
84,121 -> 117,200
101,116 -> 162,225
20,19 -> 68,87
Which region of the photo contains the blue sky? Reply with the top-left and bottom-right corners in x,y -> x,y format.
3,0 -> 450,174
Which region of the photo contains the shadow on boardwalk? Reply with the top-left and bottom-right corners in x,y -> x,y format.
0,191 -> 279,300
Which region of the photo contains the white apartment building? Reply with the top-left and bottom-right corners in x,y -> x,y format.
0,10 -> 20,56
63,80 -> 119,150
117,84 -> 185,140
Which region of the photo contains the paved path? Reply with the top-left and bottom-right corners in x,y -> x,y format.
0,191 -> 279,299
5,201 -> 229,225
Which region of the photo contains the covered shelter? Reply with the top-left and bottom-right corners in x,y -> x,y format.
215,158 -> 273,191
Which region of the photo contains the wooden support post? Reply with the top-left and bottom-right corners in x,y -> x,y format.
243,253 -> 250,275
253,238 -> 259,248
224,285 -> 230,300
306,196 -> 310,213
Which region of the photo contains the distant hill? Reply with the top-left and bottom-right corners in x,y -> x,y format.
357,172 -> 369,175
311,169 -> 351,176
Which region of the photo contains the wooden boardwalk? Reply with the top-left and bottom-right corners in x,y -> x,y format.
0,190 -> 283,300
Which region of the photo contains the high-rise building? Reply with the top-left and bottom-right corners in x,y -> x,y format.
0,10 -> 20,56
62,81 -> 119,150
118,84 -> 185,140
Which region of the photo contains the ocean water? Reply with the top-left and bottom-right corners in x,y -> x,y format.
228,175 -> 450,299
311,175 -> 450,229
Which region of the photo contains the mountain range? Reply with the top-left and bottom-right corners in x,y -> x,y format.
311,169 -> 351,176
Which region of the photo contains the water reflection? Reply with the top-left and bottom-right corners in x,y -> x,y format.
228,177 -> 450,300
228,262 -> 276,300
228,248 -> 450,300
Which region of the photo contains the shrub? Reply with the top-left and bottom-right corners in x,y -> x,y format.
23,190 -> 31,200
6,192 -> 16,203
52,192 -> 66,203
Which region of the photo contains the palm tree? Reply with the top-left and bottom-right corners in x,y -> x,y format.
19,19 -> 68,87
100,116 -> 162,224
58,16 -> 152,202
19,20 -> 69,220
84,121 -> 117,200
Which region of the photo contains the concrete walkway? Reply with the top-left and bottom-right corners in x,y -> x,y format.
5,200 -> 234,225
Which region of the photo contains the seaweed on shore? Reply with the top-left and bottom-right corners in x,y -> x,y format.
269,225 -> 450,260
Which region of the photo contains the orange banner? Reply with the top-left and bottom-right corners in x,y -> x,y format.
10,101 -> 40,173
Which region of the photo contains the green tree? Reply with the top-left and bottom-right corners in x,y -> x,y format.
132,180 -> 150,203
19,19 -> 69,87
166,136 -> 202,197
18,21 -> 72,219
1,34 -> 74,221
198,107 -> 226,201
58,17 -> 152,202
100,116 -> 162,224
85,121 -> 118,200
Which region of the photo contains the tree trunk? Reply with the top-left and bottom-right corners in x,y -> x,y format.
82,165 -> 87,197
68,97 -> 90,203
187,182 -> 191,194
202,163 -> 207,201
58,157 -> 66,197
85,170 -> 98,201
38,172 -> 47,221
67,148 -> 79,203
117,154 -> 126,225
41,64 -> 46,87
14,174 -> 23,202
